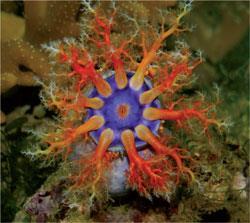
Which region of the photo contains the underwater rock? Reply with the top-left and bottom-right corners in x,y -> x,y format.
107,157 -> 129,196
71,141 -> 128,197
232,172 -> 247,199
25,191 -> 55,223
24,180 -> 69,223
107,149 -> 154,196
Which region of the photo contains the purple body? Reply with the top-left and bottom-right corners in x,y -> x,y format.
87,71 -> 161,151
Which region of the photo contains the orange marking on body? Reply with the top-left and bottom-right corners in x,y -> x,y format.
57,44 -> 112,96
116,103 -> 130,119
143,107 -> 183,121
135,124 -> 165,154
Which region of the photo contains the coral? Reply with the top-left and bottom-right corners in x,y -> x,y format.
24,0 -> 230,211
1,11 -> 25,42
1,1 -> 81,94
1,26 -> 50,93
23,1 -> 81,45
1,73 -> 18,94
1,39 -> 50,88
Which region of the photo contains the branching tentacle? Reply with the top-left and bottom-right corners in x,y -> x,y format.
121,129 -> 171,198
135,124 -> 195,184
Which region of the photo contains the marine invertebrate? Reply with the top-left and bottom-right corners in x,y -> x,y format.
28,1 -> 225,204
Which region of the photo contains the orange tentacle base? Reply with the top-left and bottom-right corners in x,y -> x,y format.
143,106 -> 220,132
48,91 -> 103,112
71,128 -> 114,203
130,8 -> 190,90
111,53 -> 128,89
71,96 -> 104,110
140,63 -> 191,104
135,125 -> 195,184
91,13 -> 129,89
44,115 -> 104,156
59,46 -> 112,97
70,59 -> 112,97
121,130 -> 170,198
